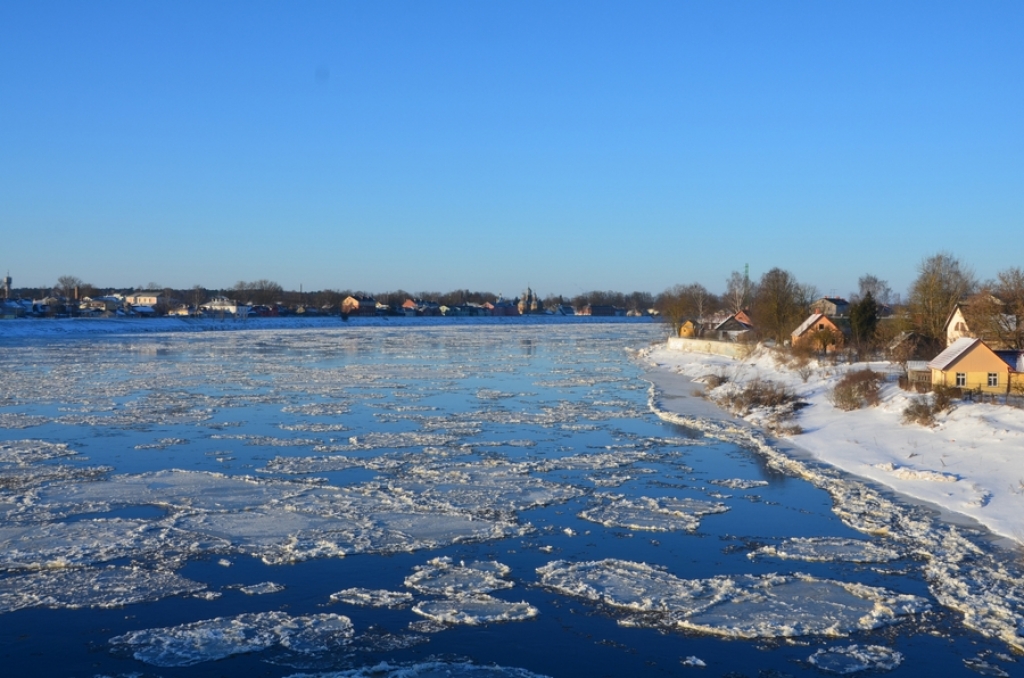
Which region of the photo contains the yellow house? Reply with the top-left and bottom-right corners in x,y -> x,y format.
928,337 -> 1020,395
678,319 -> 701,338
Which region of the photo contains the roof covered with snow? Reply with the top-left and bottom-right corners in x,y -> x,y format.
927,337 -> 980,371
791,313 -> 826,338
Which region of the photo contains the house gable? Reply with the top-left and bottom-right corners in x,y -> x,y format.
944,305 -> 972,347
928,337 -> 1016,393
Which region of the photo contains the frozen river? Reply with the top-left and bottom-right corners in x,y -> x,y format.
0,318 -> 1020,677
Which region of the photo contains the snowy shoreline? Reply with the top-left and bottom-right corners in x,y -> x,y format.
642,342 -> 1024,548
642,342 -> 1024,653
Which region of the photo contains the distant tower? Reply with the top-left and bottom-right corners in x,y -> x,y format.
519,286 -> 540,314
2,272 -> 10,300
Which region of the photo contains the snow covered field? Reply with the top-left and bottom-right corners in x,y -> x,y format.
644,342 -> 1024,546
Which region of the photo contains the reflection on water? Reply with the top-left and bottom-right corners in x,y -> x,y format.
0,321 -> 1019,677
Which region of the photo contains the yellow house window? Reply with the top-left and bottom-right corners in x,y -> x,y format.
955,373 -> 966,387
988,373 -> 998,387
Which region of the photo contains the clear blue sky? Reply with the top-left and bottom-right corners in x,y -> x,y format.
2,1 -> 1021,300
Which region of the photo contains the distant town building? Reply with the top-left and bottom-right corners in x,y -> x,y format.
342,295 -> 377,316
810,297 -> 850,317
490,298 -> 520,316
580,304 -> 619,317
518,287 -> 543,314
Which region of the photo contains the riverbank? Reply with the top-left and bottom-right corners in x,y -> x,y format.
642,342 -> 1024,547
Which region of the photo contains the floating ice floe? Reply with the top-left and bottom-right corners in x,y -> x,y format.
0,565 -> 205,613
0,439 -> 78,463
476,388 -> 518,400
537,559 -> 929,638
331,588 -> 414,607
579,495 -> 727,532
109,610 -> 354,667
134,437 -> 190,450
681,655 -> 706,667
282,403 -> 351,416
211,433 -> 322,447
239,581 -> 285,595
0,413 -> 49,429
748,537 -> 903,563
380,463 -> 584,521
963,656 -> 1011,677
263,455 -> 363,474
405,557 -> 514,596
0,518 -> 211,571
807,644 -> 903,674
0,462 -> 111,495
346,432 -> 464,450
279,421 -> 350,432
412,595 -> 539,625
708,478 -> 769,490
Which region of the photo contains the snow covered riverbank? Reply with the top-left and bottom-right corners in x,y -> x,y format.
643,342 -> 1024,547
643,342 -> 1024,654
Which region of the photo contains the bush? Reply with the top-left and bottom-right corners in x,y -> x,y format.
828,369 -> 884,411
703,373 -> 729,389
932,385 -> 957,413
713,378 -> 804,436
717,378 -> 800,416
902,397 -> 937,426
901,386 -> 957,427
730,378 -> 797,412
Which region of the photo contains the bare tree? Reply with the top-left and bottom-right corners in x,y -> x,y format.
623,291 -> 653,315
56,275 -> 83,301
963,267 -> 1024,349
907,252 -> 977,345
250,280 -> 284,306
656,283 -> 718,333
190,285 -> 206,316
723,270 -> 754,313
854,274 -> 893,306
750,268 -> 812,344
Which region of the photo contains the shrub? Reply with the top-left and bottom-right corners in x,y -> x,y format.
902,397 -> 937,426
703,373 -> 729,389
717,379 -> 800,416
932,385 -> 957,413
712,378 -> 804,435
901,386 -> 957,427
828,369 -> 884,411
730,378 -> 797,412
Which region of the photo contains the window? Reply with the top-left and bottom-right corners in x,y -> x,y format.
955,373 -> 966,387
988,373 -> 999,387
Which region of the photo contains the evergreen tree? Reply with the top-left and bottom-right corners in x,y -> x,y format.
850,292 -> 878,346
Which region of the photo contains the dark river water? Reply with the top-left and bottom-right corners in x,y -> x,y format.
0,318 -> 1020,677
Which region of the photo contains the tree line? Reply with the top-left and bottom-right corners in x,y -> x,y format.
653,253 -> 1023,352
20,253 -> 1024,352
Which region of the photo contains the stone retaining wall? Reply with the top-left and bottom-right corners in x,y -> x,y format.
666,337 -> 749,359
